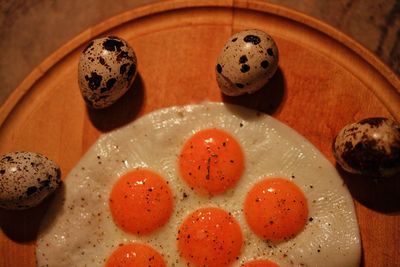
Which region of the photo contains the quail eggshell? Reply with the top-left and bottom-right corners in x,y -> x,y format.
216,29 -> 279,96
333,117 -> 400,177
0,152 -> 62,210
78,36 -> 137,109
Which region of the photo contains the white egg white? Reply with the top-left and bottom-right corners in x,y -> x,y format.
36,102 -> 361,267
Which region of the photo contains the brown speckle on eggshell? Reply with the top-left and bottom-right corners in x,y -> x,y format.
333,117 -> 400,177
216,29 -> 279,96
0,151 -> 62,209
78,36 -> 137,109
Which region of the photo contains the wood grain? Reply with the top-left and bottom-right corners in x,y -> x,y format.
0,1 -> 399,266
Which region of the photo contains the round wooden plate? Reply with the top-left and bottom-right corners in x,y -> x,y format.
0,1 -> 399,266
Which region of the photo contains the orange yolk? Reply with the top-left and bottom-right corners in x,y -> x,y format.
244,178 -> 308,242
109,169 -> 173,235
177,207 -> 243,267
241,259 -> 280,267
105,243 -> 166,267
179,128 -> 244,195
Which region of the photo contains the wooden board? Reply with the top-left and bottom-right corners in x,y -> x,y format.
0,1 -> 399,266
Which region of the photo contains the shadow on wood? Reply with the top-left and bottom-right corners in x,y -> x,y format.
86,73 -> 145,132
0,184 -> 65,242
221,67 -> 286,115
338,166 -> 400,214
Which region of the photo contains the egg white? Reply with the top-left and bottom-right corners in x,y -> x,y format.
36,102 -> 361,267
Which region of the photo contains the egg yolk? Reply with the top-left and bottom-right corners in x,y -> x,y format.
177,207 -> 243,267
105,243 -> 166,267
241,259 -> 280,267
109,169 -> 173,235
179,128 -> 244,195
244,178 -> 308,242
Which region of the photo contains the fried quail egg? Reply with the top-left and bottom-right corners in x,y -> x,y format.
78,36 -> 137,109
0,151 -> 61,210
216,29 -> 279,96
36,102 -> 360,267
333,117 -> 400,177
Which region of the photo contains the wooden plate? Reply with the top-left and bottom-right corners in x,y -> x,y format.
0,1 -> 399,266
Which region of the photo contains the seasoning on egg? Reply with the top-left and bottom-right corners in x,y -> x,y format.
177,207 -> 243,266
36,103 -> 361,267
333,117 -> 400,177
0,151 -> 62,210
216,29 -> 279,96
78,36 -> 138,109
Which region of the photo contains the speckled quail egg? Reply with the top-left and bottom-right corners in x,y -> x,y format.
0,151 -> 61,210
333,117 -> 400,177
215,29 -> 279,96
78,36 -> 138,109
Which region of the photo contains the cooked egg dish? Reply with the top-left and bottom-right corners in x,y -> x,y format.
36,102 -> 361,267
